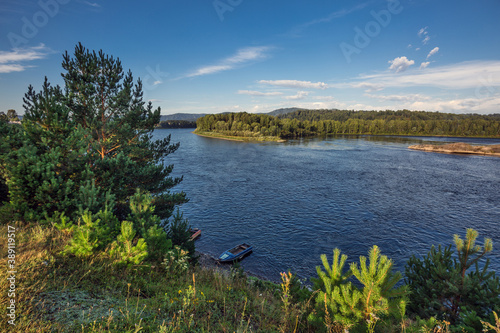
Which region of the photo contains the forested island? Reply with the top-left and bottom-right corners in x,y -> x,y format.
194,109 -> 500,140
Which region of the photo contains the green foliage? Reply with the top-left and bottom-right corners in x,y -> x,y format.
167,209 -> 195,259
126,189 -> 172,261
0,43 -> 186,222
161,245 -> 190,277
311,248 -> 352,293
53,212 -> 74,233
310,246 -> 408,332
481,311 -> 500,332
195,110 -> 500,139
144,224 -> 172,262
127,189 -> 161,235
109,220 -> 148,267
287,271 -> 312,303
64,211 -> 102,257
230,261 -> 247,282
405,228 -> 500,326
157,120 -> 197,129
350,245 -> 408,322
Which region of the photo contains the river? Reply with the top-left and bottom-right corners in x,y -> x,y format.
152,129 -> 500,283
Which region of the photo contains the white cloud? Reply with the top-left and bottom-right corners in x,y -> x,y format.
0,44 -> 51,73
0,64 -> 26,73
238,90 -> 283,96
285,91 -> 310,100
418,27 -> 431,44
365,93 -> 431,103
351,82 -> 384,92
358,60 -> 500,90
184,46 -> 272,78
84,1 -> 101,7
401,95 -> 500,114
420,62 -> 430,70
388,56 -> 415,73
418,27 -> 428,38
259,79 -> 328,89
426,47 -> 439,59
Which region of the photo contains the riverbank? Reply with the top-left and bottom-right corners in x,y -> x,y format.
0,223 -> 287,332
408,142 -> 500,156
195,250 -> 274,282
193,130 -> 285,142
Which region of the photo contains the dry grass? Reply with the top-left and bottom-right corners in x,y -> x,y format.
409,142 -> 500,156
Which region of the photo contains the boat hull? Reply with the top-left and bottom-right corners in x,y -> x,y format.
218,244 -> 253,262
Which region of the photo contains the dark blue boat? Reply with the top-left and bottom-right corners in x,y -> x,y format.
218,243 -> 253,262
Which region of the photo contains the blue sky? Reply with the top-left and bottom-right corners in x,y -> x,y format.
1,0 -> 500,115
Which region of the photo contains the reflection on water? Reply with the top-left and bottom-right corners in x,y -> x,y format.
153,129 -> 500,283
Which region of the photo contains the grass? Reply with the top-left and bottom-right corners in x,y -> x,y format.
3,221 -> 499,332
0,222 -> 310,332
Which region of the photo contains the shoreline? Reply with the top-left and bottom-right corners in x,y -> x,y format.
195,250 -> 276,283
193,131 -> 286,143
408,142 -> 500,157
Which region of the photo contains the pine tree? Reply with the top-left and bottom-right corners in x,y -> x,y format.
2,43 -> 187,221
109,220 -> 148,267
310,246 -> 407,332
405,228 -> 500,325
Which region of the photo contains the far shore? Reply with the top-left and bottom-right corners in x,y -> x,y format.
409,142 -> 500,157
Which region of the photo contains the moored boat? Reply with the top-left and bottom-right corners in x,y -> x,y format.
189,228 -> 201,240
218,243 -> 252,262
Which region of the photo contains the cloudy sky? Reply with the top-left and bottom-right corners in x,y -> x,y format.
1,0 -> 499,115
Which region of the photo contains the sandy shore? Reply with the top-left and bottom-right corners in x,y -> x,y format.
409,142 -> 500,157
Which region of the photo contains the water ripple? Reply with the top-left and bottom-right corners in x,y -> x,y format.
154,130 -> 500,283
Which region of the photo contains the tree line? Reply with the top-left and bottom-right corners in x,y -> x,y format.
157,120 -> 197,129
195,110 -> 500,138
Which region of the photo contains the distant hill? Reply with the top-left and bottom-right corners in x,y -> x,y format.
160,108 -> 307,122
160,113 -> 206,122
265,107 -> 306,116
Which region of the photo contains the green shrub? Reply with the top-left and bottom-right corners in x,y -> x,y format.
64,210 -> 102,257
109,220 -> 148,267
162,245 -> 190,277
167,209 -> 195,260
309,246 -> 408,332
405,228 -> 500,326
